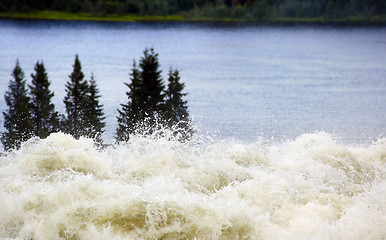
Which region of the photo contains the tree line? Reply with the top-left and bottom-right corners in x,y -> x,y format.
1,48 -> 192,151
1,0 -> 384,21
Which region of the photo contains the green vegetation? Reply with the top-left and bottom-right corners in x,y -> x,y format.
116,48 -> 193,142
1,60 -> 33,151
62,55 -> 91,139
0,0 -> 385,23
165,68 -> 193,140
0,11 -> 185,22
29,61 -> 60,139
1,49 -> 192,150
85,73 -> 106,144
62,55 -> 106,143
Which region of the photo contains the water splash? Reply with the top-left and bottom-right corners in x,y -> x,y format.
0,132 -> 385,239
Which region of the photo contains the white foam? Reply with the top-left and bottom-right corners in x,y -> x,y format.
0,132 -> 385,239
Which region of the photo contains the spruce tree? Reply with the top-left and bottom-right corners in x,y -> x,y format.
165,68 -> 193,139
115,48 -> 166,141
84,73 -> 106,143
116,61 -> 143,142
62,55 -> 89,139
139,48 -> 166,118
1,60 -> 33,150
29,61 -> 60,139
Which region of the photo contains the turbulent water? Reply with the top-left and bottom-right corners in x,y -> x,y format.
0,131 -> 385,239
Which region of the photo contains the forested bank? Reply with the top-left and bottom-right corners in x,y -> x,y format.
0,0 -> 385,23
1,48 -> 193,151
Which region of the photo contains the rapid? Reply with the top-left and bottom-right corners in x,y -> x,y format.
0,131 -> 385,239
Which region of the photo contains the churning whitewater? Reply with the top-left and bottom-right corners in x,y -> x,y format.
0,132 -> 385,239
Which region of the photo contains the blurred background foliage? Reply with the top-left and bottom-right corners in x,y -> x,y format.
0,0 -> 385,21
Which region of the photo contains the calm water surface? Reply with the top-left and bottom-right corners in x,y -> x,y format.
0,20 -> 385,143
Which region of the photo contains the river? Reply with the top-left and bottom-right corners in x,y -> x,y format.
0,19 -> 385,240
1,20 -> 385,143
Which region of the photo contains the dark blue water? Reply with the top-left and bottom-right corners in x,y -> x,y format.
0,20 -> 385,143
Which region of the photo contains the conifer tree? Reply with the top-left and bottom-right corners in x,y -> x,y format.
84,73 -> 106,143
116,48 -> 166,141
29,61 -> 60,139
165,68 -> 189,123
165,68 -> 194,139
62,55 -> 89,139
139,48 -> 166,118
1,60 -> 33,150
116,61 -> 143,142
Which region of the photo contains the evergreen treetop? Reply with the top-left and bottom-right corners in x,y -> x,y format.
63,54 -> 90,138
1,60 -> 33,150
62,56 -> 106,143
84,73 -> 106,143
166,68 -> 189,123
0,53 -> 192,148
116,48 -> 193,142
116,61 -> 143,142
165,68 -> 194,140
29,61 -> 60,138
116,48 -> 168,142
139,48 -> 166,117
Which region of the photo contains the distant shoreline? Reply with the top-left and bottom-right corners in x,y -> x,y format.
1,11 -> 385,26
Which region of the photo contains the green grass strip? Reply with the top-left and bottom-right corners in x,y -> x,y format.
0,11 -> 185,22
0,11 -> 385,24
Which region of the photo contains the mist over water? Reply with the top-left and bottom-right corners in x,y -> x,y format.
0,131 -> 385,239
